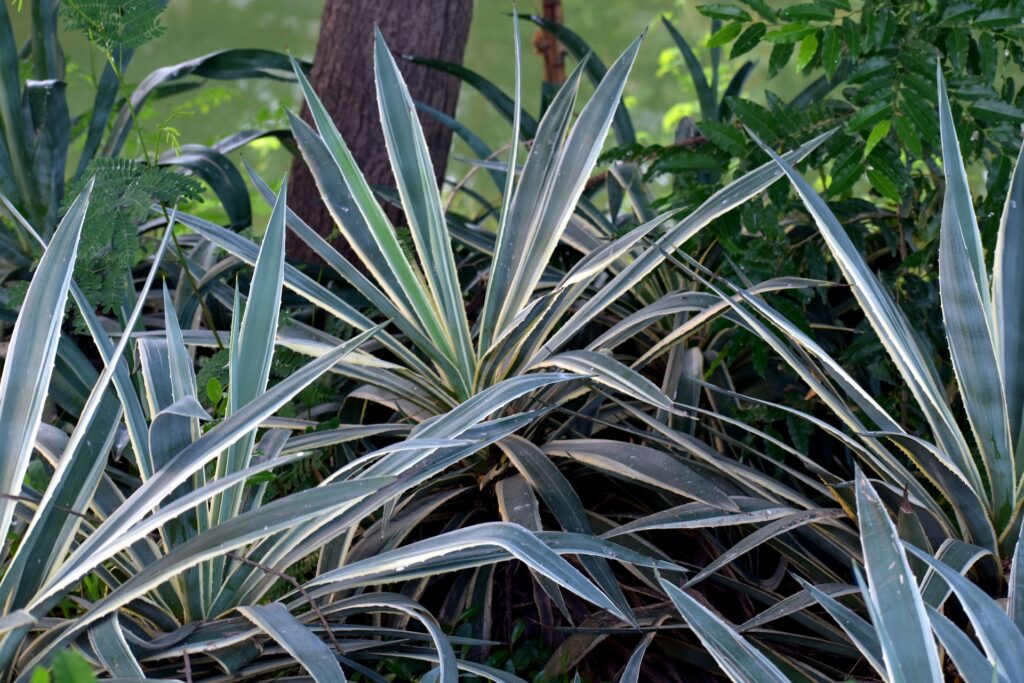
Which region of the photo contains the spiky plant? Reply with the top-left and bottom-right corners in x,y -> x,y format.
0,181 -> 650,681
172,17 -> 849,673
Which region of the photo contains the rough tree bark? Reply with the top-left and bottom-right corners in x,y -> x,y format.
287,0 -> 474,264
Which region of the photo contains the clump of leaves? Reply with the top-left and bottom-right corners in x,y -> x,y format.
60,0 -> 166,53
65,159 -> 202,316
688,0 -> 1024,211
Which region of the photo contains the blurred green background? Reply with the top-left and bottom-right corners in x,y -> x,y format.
10,1 -> 810,219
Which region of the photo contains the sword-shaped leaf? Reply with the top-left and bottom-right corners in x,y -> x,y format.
0,180 -> 91,548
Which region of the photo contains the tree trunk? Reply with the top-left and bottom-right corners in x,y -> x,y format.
287,0 -> 473,264
533,0 -> 566,84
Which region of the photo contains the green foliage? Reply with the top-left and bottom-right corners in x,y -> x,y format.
647,0 -> 1024,222
65,159 -> 202,316
9,7 -> 1024,683
574,1 -> 1024,469
197,345 -> 330,417
30,650 -> 97,683
0,0 -> 296,324
709,0 -> 1024,193
60,0 -> 165,53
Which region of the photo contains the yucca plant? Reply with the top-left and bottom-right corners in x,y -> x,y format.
0,185 -> 382,676
662,468 -> 1023,683
0,179 -> 661,681
171,18 -> 849,671
412,14 -> 853,455
573,64 -> 1024,679
688,65 -> 1024,564
597,64 -> 1024,678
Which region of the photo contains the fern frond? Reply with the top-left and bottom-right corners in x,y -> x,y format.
61,0 -> 166,53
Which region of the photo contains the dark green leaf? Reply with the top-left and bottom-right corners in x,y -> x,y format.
974,8 -> 1022,28
782,3 -> 835,21
848,56 -> 892,83
769,42 -> 795,77
700,121 -> 747,155
827,145 -> 864,197
942,2 -> 977,23
729,98 -> 781,138
867,166 -> 899,202
821,26 -> 841,80
731,22 -> 766,58
842,16 -> 860,59
847,99 -> 892,132
893,114 -> 923,158
663,17 -> 718,122
738,0 -> 777,21
697,4 -> 752,21
970,99 -> 1024,123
